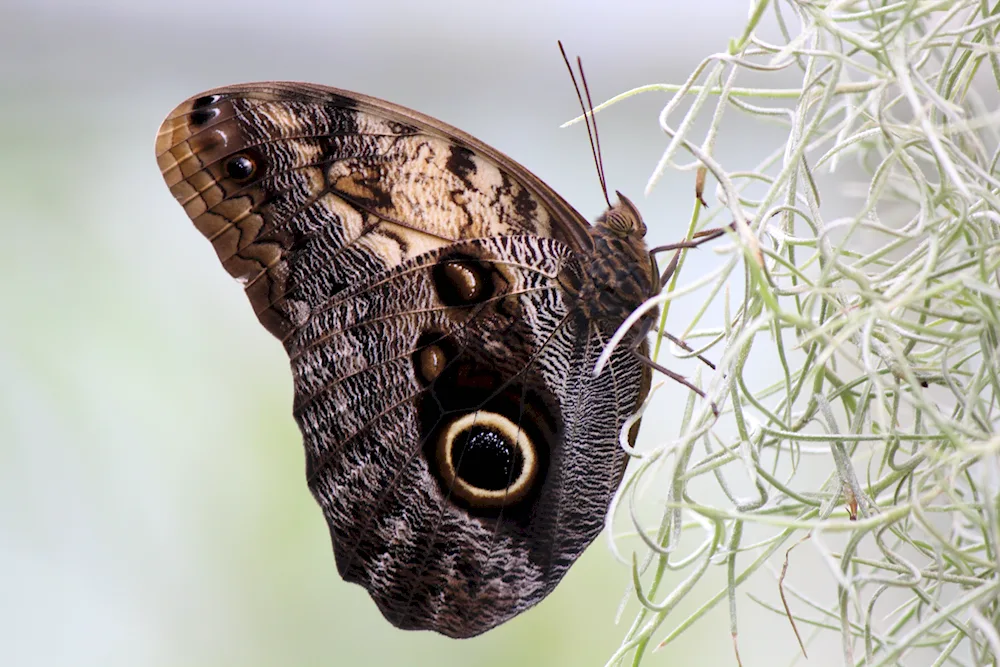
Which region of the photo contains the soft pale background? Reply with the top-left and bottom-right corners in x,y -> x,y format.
0,1 -> 796,665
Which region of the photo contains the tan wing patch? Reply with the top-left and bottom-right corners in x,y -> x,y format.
328,136 -> 546,242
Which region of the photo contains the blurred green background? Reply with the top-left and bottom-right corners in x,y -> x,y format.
0,1 -> 783,665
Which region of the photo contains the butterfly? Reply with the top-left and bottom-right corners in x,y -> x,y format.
155,77 -> 719,638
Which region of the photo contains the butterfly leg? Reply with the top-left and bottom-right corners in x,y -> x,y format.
630,343 -> 719,416
657,331 -> 716,371
649,222 -> 734,289
644,222 -> 734,368
637,222 -> 735,415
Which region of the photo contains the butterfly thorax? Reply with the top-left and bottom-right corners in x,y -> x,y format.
565,194 -> 657,330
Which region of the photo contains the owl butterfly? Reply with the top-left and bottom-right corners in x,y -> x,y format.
155,63 -> 722,638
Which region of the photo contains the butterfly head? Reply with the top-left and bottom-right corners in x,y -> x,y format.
595,191 -> 647,238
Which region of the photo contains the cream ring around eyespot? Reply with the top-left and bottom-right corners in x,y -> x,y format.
436,411 -> 538,508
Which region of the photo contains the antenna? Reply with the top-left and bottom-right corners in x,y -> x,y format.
558,41 -> 611,209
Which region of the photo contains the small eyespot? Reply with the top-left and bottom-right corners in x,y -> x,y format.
418,345 -> 447,384
225,154 -> 256,181
412,331 -> 457,386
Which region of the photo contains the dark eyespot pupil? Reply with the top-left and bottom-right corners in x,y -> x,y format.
189,107 -> 219,126
192,94 -> 221,109
225,155 -> 256,180
452,426 -> 522,491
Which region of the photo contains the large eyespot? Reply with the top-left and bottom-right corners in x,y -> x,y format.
225,154 -> 257,182
435,411 -> 538,508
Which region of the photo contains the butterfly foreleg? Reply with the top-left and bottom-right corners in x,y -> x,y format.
648,222 -> 735,289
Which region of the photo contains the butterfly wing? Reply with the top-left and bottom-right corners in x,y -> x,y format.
156,83 -> 648,637
292,235 -> 648,637
156,82 -> 593,339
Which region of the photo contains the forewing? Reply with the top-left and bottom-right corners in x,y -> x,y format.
155,82 -> 593,339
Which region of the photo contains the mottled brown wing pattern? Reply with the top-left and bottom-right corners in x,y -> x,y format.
155,82 -> 592,339
290,235 -> 645,636
155,82 -> 654,638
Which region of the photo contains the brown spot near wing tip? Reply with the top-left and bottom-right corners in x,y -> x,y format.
155,93 -> 240,161
257,302 -> 296,341
191,93 -> 223,110
193,209 -> 236,240
188,105 -> 220,127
